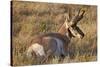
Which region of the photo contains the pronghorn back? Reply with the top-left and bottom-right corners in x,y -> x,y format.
30,33 -> 70,52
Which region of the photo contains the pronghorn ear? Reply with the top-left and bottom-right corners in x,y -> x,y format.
65,13 -> 70,22
64,12 -> 72,27
65,8 -> 72,22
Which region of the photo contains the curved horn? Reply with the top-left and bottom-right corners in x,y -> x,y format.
70,9 -> 85,26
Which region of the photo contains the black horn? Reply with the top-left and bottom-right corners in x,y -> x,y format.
71,9 -> 85,26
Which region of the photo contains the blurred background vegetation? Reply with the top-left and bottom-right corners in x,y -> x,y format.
11,1 -> 97,66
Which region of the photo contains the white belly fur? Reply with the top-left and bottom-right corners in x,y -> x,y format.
31,43 -> 46,56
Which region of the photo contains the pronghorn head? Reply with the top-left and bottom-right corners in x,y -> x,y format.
65,9 -> 85,39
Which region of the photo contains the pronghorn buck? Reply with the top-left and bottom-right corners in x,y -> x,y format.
26,9 -> 85,63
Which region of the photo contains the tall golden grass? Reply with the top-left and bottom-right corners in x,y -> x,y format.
11,1 -> 97,66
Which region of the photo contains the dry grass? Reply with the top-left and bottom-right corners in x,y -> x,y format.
11,1 -> 97,66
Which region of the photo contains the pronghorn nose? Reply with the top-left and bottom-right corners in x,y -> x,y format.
81,33 -> 85,39
80,35 -> 84,39
81,36 -> 83,39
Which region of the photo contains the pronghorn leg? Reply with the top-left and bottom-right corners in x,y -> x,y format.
40,39 -> 57,64
40,49 -> 52,64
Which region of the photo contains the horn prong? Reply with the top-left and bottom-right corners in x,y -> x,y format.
70,9 -> 85,26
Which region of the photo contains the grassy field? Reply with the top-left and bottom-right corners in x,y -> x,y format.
11,1 -> 97,66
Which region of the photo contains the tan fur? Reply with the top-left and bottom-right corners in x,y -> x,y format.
26,10 -> 85,63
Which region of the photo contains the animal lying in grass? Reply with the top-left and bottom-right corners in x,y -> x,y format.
26,9 -> 85,64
